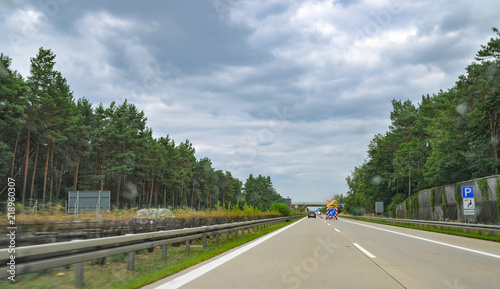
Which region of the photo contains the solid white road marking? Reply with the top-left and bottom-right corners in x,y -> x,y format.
353,243 -> 376,258
153,218 -> 306,289
334,228 -> 340,233
341,219 -> 500,259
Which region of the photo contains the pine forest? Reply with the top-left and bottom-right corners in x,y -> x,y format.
345,28 -> 500,214
0,48 -> 283,212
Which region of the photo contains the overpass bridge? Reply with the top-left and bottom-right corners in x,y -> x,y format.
291,201 -> 327,207
289,201 -> 345,209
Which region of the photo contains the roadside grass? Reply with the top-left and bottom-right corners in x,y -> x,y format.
343,216 -> 500,242
0,218 -> 303,289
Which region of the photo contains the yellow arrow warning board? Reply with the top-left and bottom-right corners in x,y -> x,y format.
327,200 -> 338,209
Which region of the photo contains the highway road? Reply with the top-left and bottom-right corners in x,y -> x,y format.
144,216 -> 500,289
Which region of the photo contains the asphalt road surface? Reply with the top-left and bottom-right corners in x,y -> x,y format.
143,216 -> 500,289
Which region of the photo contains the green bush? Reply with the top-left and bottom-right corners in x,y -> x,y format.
350,207 -> 366,216
388,194 -> 406,218
269,203 -> 291,216
388,194 -> 406,211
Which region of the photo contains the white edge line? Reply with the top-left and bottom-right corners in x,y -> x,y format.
334,228 -> 340,233
353,243 -> 376,258
154,217 -> 306,289
342,219 -> 500,260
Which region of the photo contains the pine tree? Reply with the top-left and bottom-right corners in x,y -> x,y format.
0,54 -> 28,181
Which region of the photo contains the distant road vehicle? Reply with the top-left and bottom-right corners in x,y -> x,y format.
308,211 -> 316,218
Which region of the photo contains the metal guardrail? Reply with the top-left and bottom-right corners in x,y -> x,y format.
342,216 -> 500,236
0,215 -> 302,286
2,217 -> 282,247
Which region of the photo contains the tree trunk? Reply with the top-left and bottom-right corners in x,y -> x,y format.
181,183 -> 184,208
22,123 -> 31,207
100,159 -> 104,191
73,154 -> 80,190
154,180 -> 158,208
116,175 -> 122,209
10,133 -> 20,178
172,185 -> 175,208
57,162 -> 63,199
492,110 -> 499,174
149,175 -> 155,208
42,140 -> 51,207
92,153 -> 98,190
142,182 -> 146,209
163,186 -> 167,208
206,189 -> 209,209
29,139 -> 40,208
223,189 -> 225,211
49,149 -> 54,212
191,175 -> 196,208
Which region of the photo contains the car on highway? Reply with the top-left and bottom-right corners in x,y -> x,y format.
308,211 -> 316,218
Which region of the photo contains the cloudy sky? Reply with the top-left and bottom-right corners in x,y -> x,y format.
1,0 -> 499,203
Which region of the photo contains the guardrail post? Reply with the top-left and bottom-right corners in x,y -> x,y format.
203,235 -> 207,248
234,229 -> 238,238
186,240 -> 190,253
75,262 -> 83,287
162,245 -> 167,261
227,230 -> 230,240
216,233 -> 220,244
242,228 -> 245,236
128,252 -> 134,271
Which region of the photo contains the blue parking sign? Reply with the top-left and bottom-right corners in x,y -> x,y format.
462,186 -> 474,198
